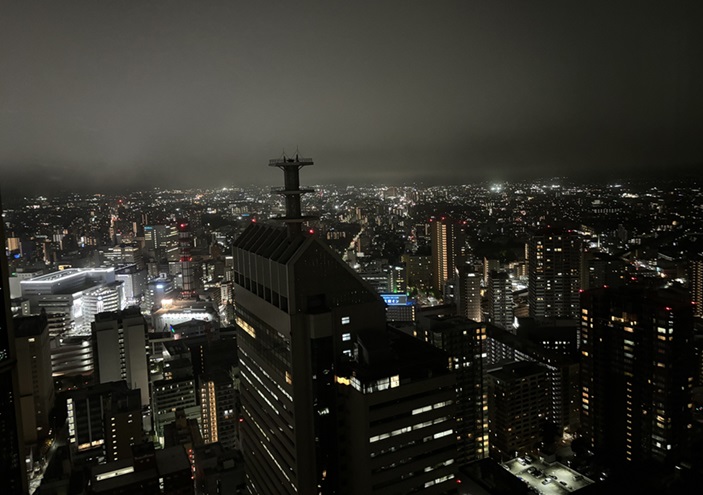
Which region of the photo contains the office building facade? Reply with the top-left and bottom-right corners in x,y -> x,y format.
0,211 -> 28,493
431,216 -> 465,294
234,155 -> 458,494
416,315 -> 489,465
13,314 -> 55,451
93,307 -> 150,407
486,361 -> 549,460
580,287 -> 695,464
528,230 -> 581,319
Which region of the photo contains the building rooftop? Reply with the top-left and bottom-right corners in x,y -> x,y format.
233,224 -> 306,264
156,445 -> 194,475
13,314 -> 47,337
22,267 -> 114,283
419,313 -> 484,333
339,327 -> 451,387
486,361 -> 548,383
502,457 -> 594,494
487,324 -> 574,367
67,380 -> 130,400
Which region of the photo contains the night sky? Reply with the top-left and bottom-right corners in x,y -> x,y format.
1,1 -> 702,193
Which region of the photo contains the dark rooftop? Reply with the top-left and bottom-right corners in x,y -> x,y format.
13,314 -> 48,337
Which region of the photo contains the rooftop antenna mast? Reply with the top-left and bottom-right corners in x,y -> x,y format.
269,152 -> 317,238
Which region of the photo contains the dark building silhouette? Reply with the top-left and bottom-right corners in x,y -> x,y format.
581,251 -> 627,291
691,255 -> 703,319
416,314 -> 489,465
66,381 -> 143,464
178,219 -> 196,299
88,443 -> 193,495
13,313 -> 54,458
233,155 -> 458,494
0,199 -> 28,494
528,229 -> 581,319
487,271 -> 512,330
431,216 -> 465,294
200,370 -> 237,451
486,361 -> 549,460
580,287 -> 695,464
485,324 -> 580,435
456,265 -> 481,322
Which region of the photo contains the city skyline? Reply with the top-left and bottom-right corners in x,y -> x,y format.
2,1 -> 702,194
3,150 -> 703,493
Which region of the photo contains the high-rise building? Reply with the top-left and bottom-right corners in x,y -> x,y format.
178,219 -> 196,299
13,314 -> 55,453
334,328 -> 457,494
416,315 -> 489,465
431,216 -> 465,294
0,204 -> 28,494
67,381 -> 143,464
456,266 -> 481,322
152,341 -> 200,441
145,277 -> 175,311
144,224 -> 177,254
580,287 -> 695,464
485,324 -> 580,433
483,257 -> 500,285
486,361 -> 549,460
115,264 -> 147,308
234,155 -> 458,494
487,271 -> 512,329
517,318 -> 578,358
527,229 -> 581,319
200,370 -> 237,451
581,251 -> 626,291
20,268 -> 124,334
402,253 -> 432,292
93,307 -> 149,407
103,244 -> 144,270
690,256 -> 703,319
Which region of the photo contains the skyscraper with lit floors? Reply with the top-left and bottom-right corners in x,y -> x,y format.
528,229 -> 581,319
431,216 -> 465,294
580,287 -> 695,464
233,155 -> 458,494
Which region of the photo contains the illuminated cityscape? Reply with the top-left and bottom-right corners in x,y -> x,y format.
1,2 -> 703,494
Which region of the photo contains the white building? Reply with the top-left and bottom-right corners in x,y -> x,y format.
93,307 -> 149,408
20,268 -> 124,335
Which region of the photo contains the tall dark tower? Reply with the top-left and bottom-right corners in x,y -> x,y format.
177,219 -> 195,299
0,197 -> 28,494
580,287 -> 694,464
269,154 -> 317,237
430,216 -> 466,294
233,156 -> 458,494
528,228 -> 581,319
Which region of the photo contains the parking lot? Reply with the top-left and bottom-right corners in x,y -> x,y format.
503,457 -> 593,494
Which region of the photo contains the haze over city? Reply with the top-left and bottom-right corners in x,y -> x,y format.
1,1 -> 702,194
3,3 -> 703,495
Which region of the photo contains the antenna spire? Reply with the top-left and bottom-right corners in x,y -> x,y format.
269,152 -> 317,238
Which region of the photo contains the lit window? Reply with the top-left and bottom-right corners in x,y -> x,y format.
341,316 -> 350,325
342,333 -> 351,342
